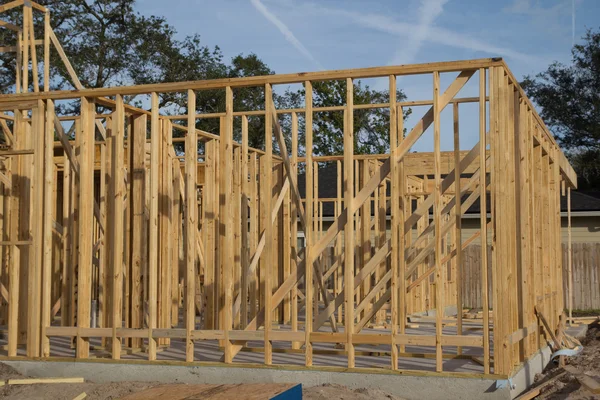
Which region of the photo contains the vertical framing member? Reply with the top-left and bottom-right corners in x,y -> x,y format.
304,81 -> 314,367
263,84 -> 273,365
7,111 -> 22,357
111,95 -> 125,359
41,99 -> 54,357
147,92 -> 160,360
344,77 -> 355,368
290,112 -> 300,349
479,67 -> 491,374
76,97 -> 94,359
433,71 -> 444,372
567,186 -> 572,324
453,102 -> 463,355
185,89 -> 197,362
241,115 -> 250,328
222,87 -> 234,362
389,74 -> 400,369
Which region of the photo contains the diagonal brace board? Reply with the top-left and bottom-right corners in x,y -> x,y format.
310,70 -> 476,262
232,177 -> 290,317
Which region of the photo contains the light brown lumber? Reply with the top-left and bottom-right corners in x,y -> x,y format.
0,19 -> 20,32
41,99 -> 54,357
389,74 -> 399,370
185,89 -> 197,362
128,114 -> 146,349
304,80 -> 314,366
22,8 -> 29,92
147,92 -> 159,360
267,101 -> 339,334
48,26 -> 83,90
344,77 -> 355,368
72,393 -> 87,400
433,71 -> 443,372
44,11 -> 50,91
290,112 -> 299,349
479,67 -> 491,374
7,377 -> 85,385
0,0 -> 24,14
111,95 -> 125,359
453,102 -> 463,355
231,178 -> 290,318
28,101 -> 44,357
222,90 -> 234,360
76,97 -> 95,359
515,371 -> 566,400
7,112 -> 22,356
240,115 -> 249,329
27,6 -> 40,93
310,70 -> 475,263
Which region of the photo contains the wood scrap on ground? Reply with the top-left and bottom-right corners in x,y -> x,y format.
515,370 -> 567,400
564,365 -> 600,394
6,377 -> 85,385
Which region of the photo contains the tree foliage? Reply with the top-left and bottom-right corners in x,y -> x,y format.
522,28 -> 600,189
0,0 -> 408,156
279,81 -> 411,156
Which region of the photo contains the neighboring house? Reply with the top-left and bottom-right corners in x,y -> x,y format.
296,164 -> 600,245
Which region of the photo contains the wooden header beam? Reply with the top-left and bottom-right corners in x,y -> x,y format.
0,58 -> 503,101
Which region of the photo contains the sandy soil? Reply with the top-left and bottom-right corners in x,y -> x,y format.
303,384 -> 403,400
0,362 -> 402,400
0,363 -> 154,400
529,320 -> 600,399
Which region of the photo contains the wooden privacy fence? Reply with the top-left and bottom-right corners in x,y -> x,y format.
460,244 -> 600,311
0,0 -> 579,381
562,243 -> 600,311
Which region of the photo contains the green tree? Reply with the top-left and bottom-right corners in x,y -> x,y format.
0,1 -> 404,156
522,28 -> 600,190
278,80 -> 411,156
0,1 -> 274,149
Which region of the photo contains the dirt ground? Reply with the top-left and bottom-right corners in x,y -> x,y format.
0,361 -> 401,400
528,320 -> 600,399
0,363 -> 154,400
302,384 -> 402,400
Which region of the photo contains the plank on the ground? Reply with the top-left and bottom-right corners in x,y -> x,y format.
564,365 -> 600,394
119,383 -> 302,400
7,377 -> 85,385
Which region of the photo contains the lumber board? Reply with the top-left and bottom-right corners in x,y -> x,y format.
7,377 -> 85,385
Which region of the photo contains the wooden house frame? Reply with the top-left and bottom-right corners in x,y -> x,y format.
0,0 -> 577,380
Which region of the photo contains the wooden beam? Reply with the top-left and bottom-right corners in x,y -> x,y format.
111,95 -> 125,359
76,97 -> 94,359
433,71 -> 443,372
0,59 -> 500,101
344,77 -> 355,368
185,89 -> 197,362
147,92 -> 159,360
479,67 -> 491,374
41,99 -> 54,357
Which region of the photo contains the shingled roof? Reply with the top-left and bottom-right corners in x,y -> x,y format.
297,164 -> 600,217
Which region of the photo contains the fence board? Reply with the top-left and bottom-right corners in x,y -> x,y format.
460,244 -> 600,311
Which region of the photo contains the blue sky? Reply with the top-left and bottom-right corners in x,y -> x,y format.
138,0 -> 599,151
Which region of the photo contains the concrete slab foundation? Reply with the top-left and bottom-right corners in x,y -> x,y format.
567,323 -> 589,340
3,359 -> 510,400
509,346 -> 553,399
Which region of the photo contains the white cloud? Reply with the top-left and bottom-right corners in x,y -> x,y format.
297,2 -> 539,65
250,0 -> 324,70
392,0 -> 449,65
